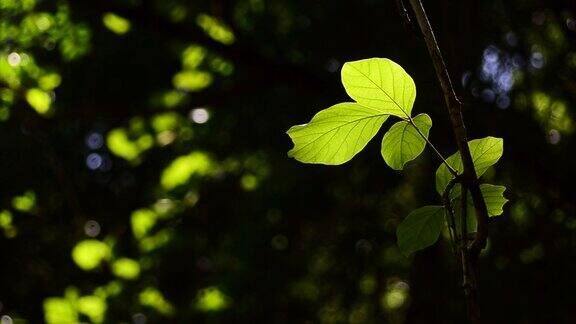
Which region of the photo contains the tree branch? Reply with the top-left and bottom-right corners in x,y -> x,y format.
442,176 -> 462,257
408,117 -> 458,177
407,0 -> 489,322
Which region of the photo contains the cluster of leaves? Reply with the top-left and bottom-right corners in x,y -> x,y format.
287,58 -> 507,256
0,0 -> 90,118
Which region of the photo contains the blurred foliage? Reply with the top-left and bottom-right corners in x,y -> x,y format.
0,0 -> 576,323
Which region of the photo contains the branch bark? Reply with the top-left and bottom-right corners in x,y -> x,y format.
406,0 -> 489,322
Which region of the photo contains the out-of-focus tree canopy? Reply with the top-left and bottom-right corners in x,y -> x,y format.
0,0 -> 575,323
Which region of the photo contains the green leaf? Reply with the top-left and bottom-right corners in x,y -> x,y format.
452,184 -> 508,233
436,137 -> 504,194
381,113 -> 432,170
480,184 -> 508,216
397,206 -> 445,256
287,102 -> 389,164
341,58 -> 416,118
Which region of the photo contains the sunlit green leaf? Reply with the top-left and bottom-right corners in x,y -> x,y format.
341,58 -> 416,118
397,206 -> 445,256
287,102 -> 389,165
454,183 -> 508,216
381,113 -> 431,170
436,137 -> 504,194
481,184 -> 508,216
452,184 -> 508,233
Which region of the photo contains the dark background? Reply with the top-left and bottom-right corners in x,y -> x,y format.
1,0 -> 575,323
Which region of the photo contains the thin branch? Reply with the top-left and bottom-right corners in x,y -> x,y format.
461,187 -> 468,247
442,176 -> 462,257
408,118 -> 458,177
395,0 -> 421,38
407,0 -> 489,261
407,1 -> 489,322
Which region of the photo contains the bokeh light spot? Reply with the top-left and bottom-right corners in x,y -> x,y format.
84,220 -> 101,237
190,108 -> 210,124
548,129 -> 561,144
86,153 -> 103,170
132,313 -> 147,324
86,132 -> 104,149
7,53 -> 21,67
271,234 -> 289,250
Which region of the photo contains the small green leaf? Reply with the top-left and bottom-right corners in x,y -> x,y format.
286,103 -> 389,165
436,137 -> 504,194
341,58 -> 416,118
452,184 -> 508,233
381,113 -> 432,170
480,184 -> 508,216
397,206 -> 445,256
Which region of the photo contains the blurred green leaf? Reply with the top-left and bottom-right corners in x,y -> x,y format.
71,240 -> 110,271
196,14 -> 235,45
173,70 -> 213,91
139,287 -> 175,316
195,287 -> 230,312
44,298 -> 78,324
77,295 -> 107,323
160,151 -> 213,190
112,258 -> 141,280
25,88 -> 51,114
102,13 -> 131,35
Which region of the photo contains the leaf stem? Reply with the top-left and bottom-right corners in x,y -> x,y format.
408,117 -> 458,177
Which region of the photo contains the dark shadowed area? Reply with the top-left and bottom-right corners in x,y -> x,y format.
1,0 -> 575,323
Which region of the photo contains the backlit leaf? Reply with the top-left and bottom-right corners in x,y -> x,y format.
341,58 -> 416,118
381,113 -> 432,170
397,206 -> 445,256
452,184 -> 508,233
436,137 -> 503,194
481,184 -> 508,216
287,103 -> 389,165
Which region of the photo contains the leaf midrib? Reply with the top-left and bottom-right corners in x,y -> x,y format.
349,63 -> 409,118
289,113 -> 388,155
